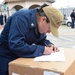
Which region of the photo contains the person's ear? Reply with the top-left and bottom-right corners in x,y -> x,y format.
41,16 -> 46,22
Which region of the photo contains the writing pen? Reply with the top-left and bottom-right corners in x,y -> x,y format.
44,43 -> 54,51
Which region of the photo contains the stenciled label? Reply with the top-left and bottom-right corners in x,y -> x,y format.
44,71 -> 60,75
12,72 -> 20,75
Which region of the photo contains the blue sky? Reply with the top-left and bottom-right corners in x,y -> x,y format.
53,0 -> 75,8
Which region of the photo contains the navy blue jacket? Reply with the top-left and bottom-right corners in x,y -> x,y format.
0,8 -> 53,74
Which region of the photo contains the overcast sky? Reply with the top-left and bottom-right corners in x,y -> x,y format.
53,0 -> 75,8
0,0 -> 4,2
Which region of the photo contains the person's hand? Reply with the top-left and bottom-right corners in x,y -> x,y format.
43,46 -> 54,55
47,44 -> 59,52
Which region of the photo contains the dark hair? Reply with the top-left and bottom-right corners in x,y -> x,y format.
37,3 -> 50,23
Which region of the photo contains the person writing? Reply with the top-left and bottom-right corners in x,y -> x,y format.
0,4 -> 63,75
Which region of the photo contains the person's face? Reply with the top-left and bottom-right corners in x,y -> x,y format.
38,16 -> 51,34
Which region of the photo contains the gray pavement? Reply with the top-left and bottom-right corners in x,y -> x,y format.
47,25 -> 75,48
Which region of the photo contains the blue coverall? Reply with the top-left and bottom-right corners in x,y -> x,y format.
0,8 -> 53,75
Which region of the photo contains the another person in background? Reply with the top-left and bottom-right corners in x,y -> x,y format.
0,13 -> 3,28
4,14 -> 7,23
1,13 -> 3,25
0,4 -> 63,75
70,9 -> 75,28
0,13 -> 1,26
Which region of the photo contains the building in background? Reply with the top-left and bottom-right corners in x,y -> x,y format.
3,0 -> 55,17
0,0 -> 75,24
0,3 -> 5,14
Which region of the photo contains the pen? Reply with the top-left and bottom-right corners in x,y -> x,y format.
44,43 -> 54,51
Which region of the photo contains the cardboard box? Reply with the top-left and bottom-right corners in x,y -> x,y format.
9,48 -> 75,75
